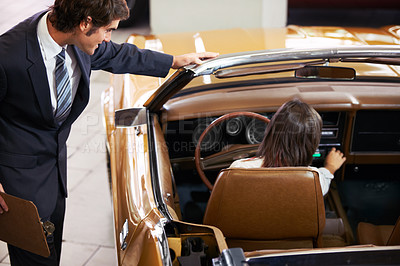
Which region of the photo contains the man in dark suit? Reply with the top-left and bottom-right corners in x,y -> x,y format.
0,0 -> 217,265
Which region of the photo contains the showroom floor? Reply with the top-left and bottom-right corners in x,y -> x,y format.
0,1 -> 146,265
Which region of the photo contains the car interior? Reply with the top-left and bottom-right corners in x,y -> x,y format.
150,66 -> 400,256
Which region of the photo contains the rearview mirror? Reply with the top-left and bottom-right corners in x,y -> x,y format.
295,66 -> 356,80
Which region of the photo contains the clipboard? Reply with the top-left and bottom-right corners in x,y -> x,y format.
0,192 -> 50,257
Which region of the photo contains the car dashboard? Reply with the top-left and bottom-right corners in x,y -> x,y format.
162,80 -> 400,173
165,110 -> 345,166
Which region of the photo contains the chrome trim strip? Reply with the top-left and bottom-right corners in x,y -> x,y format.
188,45 -> 400,76
155,218 -> 173,266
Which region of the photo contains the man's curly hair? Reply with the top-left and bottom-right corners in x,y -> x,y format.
48,0 -> 129,33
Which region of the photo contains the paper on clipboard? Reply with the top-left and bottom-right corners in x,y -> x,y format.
0,192 -> 50,257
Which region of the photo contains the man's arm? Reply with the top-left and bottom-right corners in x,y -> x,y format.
0,64 -> 8,213
0,63 -> 6,102
90,41 -> 173,77
0,183 -> 8,214
90,41 -> 219,76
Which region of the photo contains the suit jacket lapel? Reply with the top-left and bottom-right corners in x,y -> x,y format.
24,11 -> 92,129
73,46 -> 90,88
26,11 -> 54,125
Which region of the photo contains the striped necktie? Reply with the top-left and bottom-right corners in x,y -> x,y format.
54,48 -> 72,124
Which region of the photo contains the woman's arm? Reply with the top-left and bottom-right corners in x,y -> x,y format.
324,147 -> 346,174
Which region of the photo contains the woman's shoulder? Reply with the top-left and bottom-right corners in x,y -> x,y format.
229,157 -> 263,168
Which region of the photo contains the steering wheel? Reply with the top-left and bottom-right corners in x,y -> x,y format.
195,112 -> 270,190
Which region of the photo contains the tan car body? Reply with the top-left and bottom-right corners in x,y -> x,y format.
102,26 -> 400,265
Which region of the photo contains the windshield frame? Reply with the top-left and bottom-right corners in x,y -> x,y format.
145,45 -> 400,112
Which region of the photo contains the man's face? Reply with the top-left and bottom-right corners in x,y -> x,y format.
76,19 -> 120,55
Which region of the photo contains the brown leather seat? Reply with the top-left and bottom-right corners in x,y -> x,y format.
203,167 -> 326,251
357,217 -> 400,246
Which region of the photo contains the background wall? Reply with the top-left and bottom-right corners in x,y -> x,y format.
149,0 -> 288,34
124,0 -> 400,34
287,0 -> 400,27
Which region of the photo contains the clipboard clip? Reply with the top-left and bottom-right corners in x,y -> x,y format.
41,221 -> 55,237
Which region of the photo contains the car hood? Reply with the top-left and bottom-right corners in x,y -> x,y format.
131,26 -> 400,55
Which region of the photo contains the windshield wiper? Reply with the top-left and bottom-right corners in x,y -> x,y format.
214,57 -> 400,79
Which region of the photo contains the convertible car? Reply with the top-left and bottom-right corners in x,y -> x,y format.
102,26 -> 400,265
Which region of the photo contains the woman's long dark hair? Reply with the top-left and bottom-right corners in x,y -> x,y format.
257,99 -> 322,167
48,0 -> 129,33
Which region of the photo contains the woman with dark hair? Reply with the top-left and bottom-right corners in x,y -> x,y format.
230,99 -> 346,196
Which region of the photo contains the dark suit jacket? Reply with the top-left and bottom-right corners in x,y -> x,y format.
0,11 -> 173,219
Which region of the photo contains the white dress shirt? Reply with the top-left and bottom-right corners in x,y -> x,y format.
37,12 -> 81,115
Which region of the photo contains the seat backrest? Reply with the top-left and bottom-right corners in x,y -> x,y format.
387,216 -> 400,245
357,216 -> 400,246
203,167 -> 325,251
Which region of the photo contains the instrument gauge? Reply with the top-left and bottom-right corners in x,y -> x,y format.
192,119 -> 222,151
246,119 -> 267,144
226,117 -> 243,136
